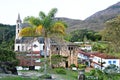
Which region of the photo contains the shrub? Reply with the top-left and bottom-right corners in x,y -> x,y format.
70,64 -> 76,68
55,68 -> 66,74
78,64 -> 86,69
39,74 -> 52,79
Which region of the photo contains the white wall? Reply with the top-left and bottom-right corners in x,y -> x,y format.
14,43 -> 26,52
78,53 -> 88,60
93,56 -> 101,63
32,41 -> 44,51
15,40 -> 45,52
103,59 -> 120,67
93,56 -> 120,68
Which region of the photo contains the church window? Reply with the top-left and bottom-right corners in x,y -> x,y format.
33,44 -> 38,48
43,45 -> 45,50
22,46 -> 24,51
18,24 -> 19,28
56,47 -> 59,50
68,46 -> 73,50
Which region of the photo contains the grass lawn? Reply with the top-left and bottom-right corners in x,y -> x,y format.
56,70 -> 78,80
0,76 -> 37,80
48,68 -> 78,80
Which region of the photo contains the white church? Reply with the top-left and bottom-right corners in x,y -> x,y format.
14,14 -> 49,70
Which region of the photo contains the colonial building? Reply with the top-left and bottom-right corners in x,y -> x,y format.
51,42 -> 78,68
91,53 -> 120,70
78,50 -> 120,70
14,14 -> 47,70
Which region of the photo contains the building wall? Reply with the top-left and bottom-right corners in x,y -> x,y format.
51,45 -> 78,67
32,40 -> 44,51
103,59 -> 120,67
78,53 -> 88,60
15,43 -> 26,52
92,56 -> 120,69
15,40 -> 44,52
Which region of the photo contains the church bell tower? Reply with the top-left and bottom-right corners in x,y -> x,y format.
16,13 -> 22,39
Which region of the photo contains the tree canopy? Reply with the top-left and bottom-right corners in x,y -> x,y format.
0,48 -> 18,65
0,24 -> 15,50
102,16 -> 120,52
65,29 -> 102,42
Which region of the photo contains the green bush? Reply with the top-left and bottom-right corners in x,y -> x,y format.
55,68 -> 66,74
70,64 -> 76,68
39,74 -> 52,79
78,64 -> 86,69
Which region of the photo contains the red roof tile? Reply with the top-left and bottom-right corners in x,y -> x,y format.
78,50 -> 119,59
92,53 -> 118,59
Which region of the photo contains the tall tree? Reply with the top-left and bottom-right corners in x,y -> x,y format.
102,16 -> 120,52
19,8 -> 67,75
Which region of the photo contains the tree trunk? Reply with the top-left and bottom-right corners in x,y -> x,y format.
44,37 -> 47,75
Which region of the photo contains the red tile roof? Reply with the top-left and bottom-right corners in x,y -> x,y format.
92,53 -> 119,59
78,50 -> 119,59
78,50 -> 98,57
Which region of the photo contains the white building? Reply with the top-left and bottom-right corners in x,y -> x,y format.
78,50 -> 120,70
14,14 -> 47,52
91,53 -> 120,70
14,14 -> 49,70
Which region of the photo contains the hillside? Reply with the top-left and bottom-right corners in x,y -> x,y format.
58,2 -> 120,32
0,24 -> 15,42
84,2 -> 120,30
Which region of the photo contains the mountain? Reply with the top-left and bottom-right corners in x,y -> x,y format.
59,2 -> 120,32
55,17 -> 83,32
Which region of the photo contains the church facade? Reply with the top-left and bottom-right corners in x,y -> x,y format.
14,14 -> 48,70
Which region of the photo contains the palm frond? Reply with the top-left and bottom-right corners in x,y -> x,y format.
39,11 -> 46,19
48,8 -> 57,18
24,16 -> 41,26
50,21 -> 66,35
19,27 -> 37,37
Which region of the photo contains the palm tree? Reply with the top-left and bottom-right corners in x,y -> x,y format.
19,8 -> 67,75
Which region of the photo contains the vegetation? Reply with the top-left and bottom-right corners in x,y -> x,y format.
85,67 -> 120,80
51,54 -> 67,68
65,29 -> 102,42
39,74 -> 52,79
0,68 -> 78,80
78,64 -> 86,69
55,68 -> 66,74
102,16 -> 120,53
0,76 -> 37,80
0,24 -> 15,50
0,48 -> 18,65
70,64 -> 76,68
92,42 -> 108,53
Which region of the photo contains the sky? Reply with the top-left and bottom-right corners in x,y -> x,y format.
0,0 -> 120,25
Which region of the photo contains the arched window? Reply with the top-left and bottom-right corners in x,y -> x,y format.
17,24 -> 19,28
56,47 -> 59,51
68,46 -> 73,50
